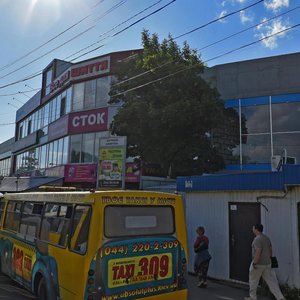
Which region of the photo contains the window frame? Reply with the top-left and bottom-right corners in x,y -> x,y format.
3,201 -> 23,233
103,205 -> 175,239
39,202 -> 73,249
69,204 -> 92,255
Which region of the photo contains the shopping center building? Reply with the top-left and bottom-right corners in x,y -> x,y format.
0,50 -> 147,190
1,51 -> 300,190
204,51 -> 300,171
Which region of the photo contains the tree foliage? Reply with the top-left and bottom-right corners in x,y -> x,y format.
110,30 -> 232,177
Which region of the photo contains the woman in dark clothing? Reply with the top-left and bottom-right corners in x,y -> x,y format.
194,226 -> 211,288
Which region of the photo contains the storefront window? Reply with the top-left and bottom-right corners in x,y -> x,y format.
70,135 -> 81,163
66,87 -> 72,114
272,102 -> 300,132
82,133 -> 94,163
241,104 -> 270,134
73,83 -> 84,111
96,76 -> 110,107
40,144 -> 47,169
62,137 -> 69,164
242,134 -> 271,164
84,80 -> 96,109
57,138 -> 63,165
48,142 -> 53,168
52,140 -> 59,166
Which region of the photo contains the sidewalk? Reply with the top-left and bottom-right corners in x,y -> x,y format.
188,274 -> 273,300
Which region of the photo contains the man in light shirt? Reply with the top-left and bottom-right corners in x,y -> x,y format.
244,224 -> 285,300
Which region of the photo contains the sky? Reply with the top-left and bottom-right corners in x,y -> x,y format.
0,0 -> 299,143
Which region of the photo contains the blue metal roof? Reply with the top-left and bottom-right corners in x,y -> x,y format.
176,165 -> 300,192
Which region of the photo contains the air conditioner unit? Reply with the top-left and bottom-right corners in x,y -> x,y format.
271,155 -> 281,171
285,156 -> 297,165
271,155 -> 297,171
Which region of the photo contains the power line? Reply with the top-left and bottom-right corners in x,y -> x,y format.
199,4 -> 300,51
112,4 -> 300,88
0,89 -> 39,97
0,26 -> 97,80
0,0 -> 129,80
110,23 -> 300,98
66,0 -> 164,60
113,0 -> 176,37
0,0 -> 175,89
0,23 -> 298,128
0,11 -> 95,73
174,0 -> 264,40
68,0 -> 176,61
93,0 -> 128,22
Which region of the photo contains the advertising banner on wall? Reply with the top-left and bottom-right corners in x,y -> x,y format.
64,164 -> 97,183
97,136 -> 127,189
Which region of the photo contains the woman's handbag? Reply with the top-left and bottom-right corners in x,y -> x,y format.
271,256 -> 278,268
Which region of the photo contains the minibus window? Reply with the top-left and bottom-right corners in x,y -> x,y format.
0,201 -> 5,226
19,202 -> 43,240
4,201 -> 22,232
104,206 -> 174,237
70,205 -> 91,254
40,204 -> 72,247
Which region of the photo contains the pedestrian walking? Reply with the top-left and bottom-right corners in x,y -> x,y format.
193,226 -> 211,288
244,224 -> 285,300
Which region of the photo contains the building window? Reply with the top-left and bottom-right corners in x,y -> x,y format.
241,104 -> 270,134
44,67 -> 53,96
73,83 -> 84,111
60,96 -> 66,117
84,80 -> 96,109
82,133 -> 94,163
27,119 -> 32,135
18,123 -> 23,140
242,134 -> 271,164
0,157 -> 11,176
272,102 -> 300,132
273,133 -> 300,161
70,135 -> 82,163
62,136 -> 69,164
96,76 -> 110,107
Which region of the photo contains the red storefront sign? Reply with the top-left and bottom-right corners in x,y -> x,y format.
68,107 -> 108,134
64,164 -> 97,183
50,56 -> 110,94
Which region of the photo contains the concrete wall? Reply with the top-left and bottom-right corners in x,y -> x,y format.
203,52 -> 300,99
184,188 -> 300,288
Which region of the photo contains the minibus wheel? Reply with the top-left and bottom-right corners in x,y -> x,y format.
37,277 -> 48,300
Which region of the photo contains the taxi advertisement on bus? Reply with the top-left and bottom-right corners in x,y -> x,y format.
87,236 -> 187,300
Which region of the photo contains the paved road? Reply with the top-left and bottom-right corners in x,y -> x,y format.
0,272 -> 273,300
0,273 -> 36,300
188,274 -> 272,300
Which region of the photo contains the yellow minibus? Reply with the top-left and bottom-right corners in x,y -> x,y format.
0,190 -> 188,300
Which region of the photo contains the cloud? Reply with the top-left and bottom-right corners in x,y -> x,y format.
218,10 -> 228,23
264,0 -> 289,11
255,19 -> 289,49
240,10 -> 254,24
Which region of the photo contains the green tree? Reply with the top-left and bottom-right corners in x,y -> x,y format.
110,30 -> 233,177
